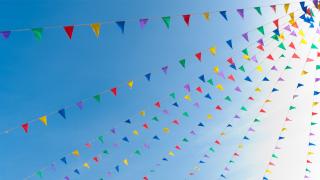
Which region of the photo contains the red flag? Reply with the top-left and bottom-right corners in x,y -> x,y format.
196,86 -> 203,93
183,14 -> 191,26
289,42 -> 295,49
248,97 -> 254,101
228,74 -> 235,81
143,123 -> 149,129
267,54 -> 274,60
227,57 -> 234,64
292,53 -> 300,59
273,19 -> 279,28
22,123 -> 29,133
257,44 -> 264,51
64,26 -> 74,39
154,101 -> 161,108
312,112 -> 317,116
260,109 -> 266,113
215,140 -> 221,145
195,52 -> 202,61
93,156 -> 99,163
172,119 -> 180,125
175,145 -> 181,150
143,176 -> 149,180
111,87 -> 117,96
216,105 -> 222,110
317,52 -> 320,57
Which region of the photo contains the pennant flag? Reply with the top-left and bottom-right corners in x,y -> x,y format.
209,46 -> 216,55
32,28 -> 43,40
91,23 -> 101,37
123,159 -> 129,166
284,3 -> 290,13
139,18 -> 149,29
115,166 -> 120,172
199,75 -> 205,82
72,150 -> 80,156
242,32 -> 249,42
205,93 -> 212,100
226,39 -> 233,49
237,9 -> 244,19
271,5 -> 276,13
220,11 -> 228,21
76,101 -> 84,110
128,80 -> 134,88
93,94 -> 101,102
195,52 -> 202,61
145,73 -> 151,81
22,123 -> 29,133
58,109 -> 66,119
179,59 -> 186,68
74,169 -> 80,175
116,21 -> 125,34
162,66 -> 168,74
61,157 -> 67,164
203,12 -> 210,21
162,16 -> 171,29
1,31 -> 11,39
257,26 -> 265,35
39,115 -> 47,126
183,14 -> 191,26
64,26 -> 74,39
273,19 -> 279,28
110,87 -> 117,96
254,7 -> 262,15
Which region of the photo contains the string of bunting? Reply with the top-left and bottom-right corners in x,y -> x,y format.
0,1 -> 305,40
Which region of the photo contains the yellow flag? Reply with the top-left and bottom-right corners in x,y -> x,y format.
298,30 -> 305,37
39,115 -> 47,126
139,111 -> 146,116
209,46 -> 216,55
301,70 -> 308,76
281,128 -> 286,132
128,80 -> 134,88
133,130 -> 139,135
279,33 -> 285,40
168,151 -> 175,156
284,3 -> 289,13
255,88 -> 261,92
72,150 -> 80,156
265,169 -> 272,174
300,39 -> 307,45
312,102 -> 319,107
216,84 -> 224,91
83,162 -> 90,168
213,66 -> 219,73
207,114 -> 213,119
203,12 -> 210,21
163,127 -> 170,133
264,99 -> 271,103
289,12 -> 294,20
243,54 -> 250,60
256,65 -> 263,72
91,23 -> 101,38
123,159 -> 129,166
308,151 -> 314,155
184,95 -> 191,101
238,144 -> 243,149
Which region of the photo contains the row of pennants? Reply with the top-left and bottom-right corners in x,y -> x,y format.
24,6 -> 319,179
2,5 -> 314,135
0,1 -> 308,40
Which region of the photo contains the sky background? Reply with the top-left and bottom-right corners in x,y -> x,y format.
0,0 -> 318,180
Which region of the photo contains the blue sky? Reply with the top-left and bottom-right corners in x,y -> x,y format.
0,0 -> 314,180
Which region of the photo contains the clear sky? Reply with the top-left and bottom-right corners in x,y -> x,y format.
0,0 -> 317,180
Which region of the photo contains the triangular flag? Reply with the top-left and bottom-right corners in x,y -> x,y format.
128,80 -> 134,88
64,26 -> 74,39
179,59 -> 186,68
183,14 -> 191,26
254,7 -> 262,15
237,9 -> 244,19
116,21 -> 125,34
93,94 -> 101,102
145,73 -> 151,81
139,18 -> 149,29
39,116 -> 47,126
110,87 -> 117,96
220,11 -> 228,21
58,109 -> 66,119
284,3 -> 290,13
1,31 -> 11,39
257,26 -> 265,35
226,39 -> 233,49
203,12 -> 210,21
22,123 -> 29,133
32,28 -> 43,40
162,16 -> 171,29
90,23 -> 101,37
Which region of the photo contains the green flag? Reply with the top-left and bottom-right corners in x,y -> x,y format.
254,7 -> 262,15
93,94 -> 101,102
182,112 -> 189,117
224,96 -> 232,102
271,34 -> 279,41
242,48 -> 249,55
311,43 -> 318,49
179,59 -> 186,68
32,28 -> 43,40
278,42 -> 286,50
98,136 -> 104,143
240,106 -> 247,111
169,92 -> 176,99
152,116 -> 159,122
162,16 -> 171,29
239,65 -> 245,72
316,65 -> 320,70
257,26 -> 264,35
207,79 -> 214,86
285,65 -> 292,70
